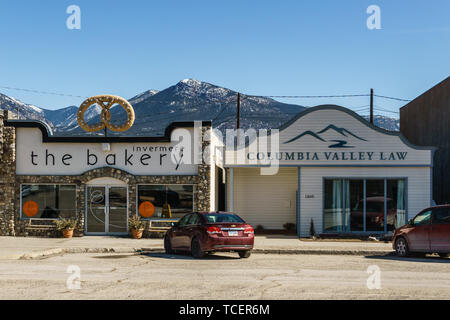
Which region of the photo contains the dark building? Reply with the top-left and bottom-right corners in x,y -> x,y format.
400,77 -> 450,205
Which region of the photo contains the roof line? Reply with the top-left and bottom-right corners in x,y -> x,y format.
231,105 -> 436,151
4,119 -> 212,143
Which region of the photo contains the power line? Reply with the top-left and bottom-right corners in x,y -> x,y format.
0,86 -> 89,99
0,84 -> 412,102
373,94 -> 411,102
374,109 -> 399,115
247,94 -> 370,99
373,105 -> 400,114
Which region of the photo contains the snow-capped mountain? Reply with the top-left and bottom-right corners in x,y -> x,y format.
362,115 -> 400,131
106,79 -> 304,136
128,89 -> 159,105
44,104 -> 103,133
0,93 -> 47,122
0,79 -> 400,135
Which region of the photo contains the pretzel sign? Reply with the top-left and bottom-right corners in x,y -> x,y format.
77,95 -> 135,132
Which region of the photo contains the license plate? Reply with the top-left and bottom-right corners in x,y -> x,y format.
228,231 -> 238,236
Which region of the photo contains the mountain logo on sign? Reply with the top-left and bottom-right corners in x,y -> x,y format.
284,124 -> 367,148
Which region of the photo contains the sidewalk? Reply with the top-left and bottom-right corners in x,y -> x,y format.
0,235 -> 393,260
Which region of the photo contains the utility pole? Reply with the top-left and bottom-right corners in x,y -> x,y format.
236,92 -> 241,146
237,92 -> 241,130
370,88 -> 374,124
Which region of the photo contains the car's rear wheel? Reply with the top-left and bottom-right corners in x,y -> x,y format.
164,235 -> 173,254
395,237 -> 409,257
191,237 -> 204,259
238,250 -> 252,259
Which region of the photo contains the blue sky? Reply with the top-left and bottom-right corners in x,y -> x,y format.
0,0 -> 449,116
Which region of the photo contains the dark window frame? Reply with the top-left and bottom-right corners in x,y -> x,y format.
413,209 -> 432,226
136,184 -> 195,220
177,214 -> 192,227
432,208 -> 450,225
20,184 -> 77,220
322,177 -> 408,234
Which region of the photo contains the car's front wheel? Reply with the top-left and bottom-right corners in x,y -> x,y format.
191,237 -> 204,259
164,235 -> 173,254
395,237 -> 409,257
238,250 -> 252,259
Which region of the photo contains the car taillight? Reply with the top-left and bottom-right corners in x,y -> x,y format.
207,226 -> 221,234
244,226 -> 254,234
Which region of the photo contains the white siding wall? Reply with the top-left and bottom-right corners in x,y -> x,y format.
227,167 -> 298,229
299,167 -> 431,237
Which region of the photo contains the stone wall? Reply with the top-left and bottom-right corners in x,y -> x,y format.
0,114 -> 212,238
196,126 -> 212,212
14,168 -> 205,237
0,111 -> 16,236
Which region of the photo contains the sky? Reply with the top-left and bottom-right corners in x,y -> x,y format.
0,0 -> 449,117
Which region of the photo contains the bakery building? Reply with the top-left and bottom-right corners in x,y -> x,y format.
0,100 -> 436,238
0,95 -> 215,237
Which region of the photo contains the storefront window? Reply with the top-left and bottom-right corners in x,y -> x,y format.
324,179 -> 345,232
137,185 -> 193,220
366,180 -> 385,232
324,178 -> 407,233
387,179 -> 407,231
349,180 -> 364,232
21,185 -> 76,219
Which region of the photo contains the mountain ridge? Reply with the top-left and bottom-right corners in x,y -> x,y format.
0,79 -> 400,135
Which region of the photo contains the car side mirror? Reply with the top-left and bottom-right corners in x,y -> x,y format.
408,219 -> 414,226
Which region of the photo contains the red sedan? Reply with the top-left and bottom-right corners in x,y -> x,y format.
164,212 -> 254,258
393,205 -> 450,257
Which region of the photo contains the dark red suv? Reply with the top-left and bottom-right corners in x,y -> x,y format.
164,212 -> 255,259
393,205 -> 450,257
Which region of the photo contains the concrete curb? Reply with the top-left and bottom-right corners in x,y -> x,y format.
12,247 -> 393,260
17,247 -> 152,260
252,249 -> 392,256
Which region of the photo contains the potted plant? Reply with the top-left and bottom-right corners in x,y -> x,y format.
129,216 -> 146,239
55,219 -> 77,238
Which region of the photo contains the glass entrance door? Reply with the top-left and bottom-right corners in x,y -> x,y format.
86,186 -> 128,235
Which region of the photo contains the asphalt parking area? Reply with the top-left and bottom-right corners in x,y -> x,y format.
0,252 -> 449,300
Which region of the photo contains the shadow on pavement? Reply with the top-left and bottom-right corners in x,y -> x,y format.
256,235 -> 298,239
365,252 -> 450,263
142,252 -> 241,260
92,254 -> 141,259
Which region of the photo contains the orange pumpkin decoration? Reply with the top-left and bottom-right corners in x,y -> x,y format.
138,201 -> 155,218
23,201 -> 39,217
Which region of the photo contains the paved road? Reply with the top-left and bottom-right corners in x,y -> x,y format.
0,252 -> 449,299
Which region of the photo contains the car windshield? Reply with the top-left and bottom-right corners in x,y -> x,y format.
204,213 -> 244,223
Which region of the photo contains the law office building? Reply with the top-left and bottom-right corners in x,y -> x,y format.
222,105 -> 435,237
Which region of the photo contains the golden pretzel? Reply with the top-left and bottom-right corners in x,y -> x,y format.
77,95 -> 135,132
